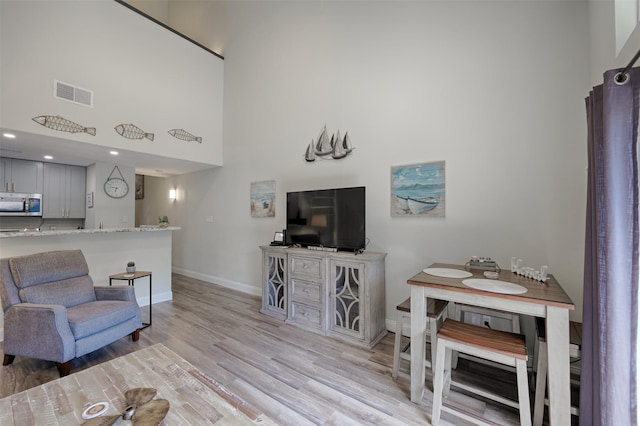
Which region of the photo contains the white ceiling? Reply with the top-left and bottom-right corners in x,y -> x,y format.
0,128 -> 217,177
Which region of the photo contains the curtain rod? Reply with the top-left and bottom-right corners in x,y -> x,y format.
615,47 -> 640,85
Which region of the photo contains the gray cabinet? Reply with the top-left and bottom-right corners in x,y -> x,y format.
260,246 -> 386,348
0,158 -> 43,193
43,163 -> 86,218
260,248 -> 287,320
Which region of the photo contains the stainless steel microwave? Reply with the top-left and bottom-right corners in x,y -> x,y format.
0,193 -> 42,216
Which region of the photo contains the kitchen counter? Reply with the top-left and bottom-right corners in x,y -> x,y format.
0,226 -> 180,238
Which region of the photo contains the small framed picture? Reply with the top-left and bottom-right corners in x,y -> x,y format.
135,174 -> 144,200
273,231 -> 284,243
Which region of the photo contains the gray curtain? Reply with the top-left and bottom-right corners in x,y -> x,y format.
581,67 -> 639,425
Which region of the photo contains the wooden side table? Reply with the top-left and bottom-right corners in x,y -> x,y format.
109,271 -> 152,329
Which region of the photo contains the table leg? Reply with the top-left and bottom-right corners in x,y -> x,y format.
148,274 -> 152,326
410,285 -> 427,403
545,306 -> 571,425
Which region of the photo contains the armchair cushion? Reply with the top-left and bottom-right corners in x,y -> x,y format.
67,301 -> 140,339
9,250 -> 96,307
9,249 -> 89,287
19,276 -> 96,308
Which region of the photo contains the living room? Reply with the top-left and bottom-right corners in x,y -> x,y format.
1,0 -> 639,424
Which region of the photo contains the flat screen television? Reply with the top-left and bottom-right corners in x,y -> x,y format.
286,186 -> 365,252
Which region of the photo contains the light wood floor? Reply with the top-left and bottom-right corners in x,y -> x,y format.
1,274 -> 550,425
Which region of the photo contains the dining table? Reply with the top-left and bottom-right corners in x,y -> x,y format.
408,262 -> 575,425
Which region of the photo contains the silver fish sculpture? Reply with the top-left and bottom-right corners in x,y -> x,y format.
168,128 -> 202,143
114,123 -> 154,141
32,115 -> 96,136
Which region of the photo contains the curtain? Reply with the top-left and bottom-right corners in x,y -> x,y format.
581,67 -> 640,425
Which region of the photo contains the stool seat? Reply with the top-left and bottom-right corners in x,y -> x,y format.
396,296 -> 449,317
432,319 -> 531,426
452,303 -> 521,370
439,318 -> 527,360
392,297 -> 448,379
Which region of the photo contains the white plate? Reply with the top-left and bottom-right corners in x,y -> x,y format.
82,402 -> 109,420
423,268 -> 473,279
462,278 -> 527,295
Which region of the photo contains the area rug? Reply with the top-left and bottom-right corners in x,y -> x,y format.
0,343 -> 275,425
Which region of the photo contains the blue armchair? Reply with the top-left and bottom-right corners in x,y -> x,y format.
0,249 -> 141,376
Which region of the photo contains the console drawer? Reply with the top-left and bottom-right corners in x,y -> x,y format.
290,255 -> 322,279
291,278 -> 321,303
290,302 -> 322,329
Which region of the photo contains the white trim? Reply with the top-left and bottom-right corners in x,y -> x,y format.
172,266 -> 262,297
137,291 -> 173,307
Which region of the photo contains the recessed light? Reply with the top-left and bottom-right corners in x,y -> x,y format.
44,155 -> 53,160
110,151 -> 119,155
2,133 -> 16,139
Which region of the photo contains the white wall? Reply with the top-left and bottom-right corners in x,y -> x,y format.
589,0 -> 640,85
86,162 -> 136,229
164,1 -> 590,322
0,0 -> 223,168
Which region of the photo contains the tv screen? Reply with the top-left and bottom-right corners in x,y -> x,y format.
286,186 -> 365,252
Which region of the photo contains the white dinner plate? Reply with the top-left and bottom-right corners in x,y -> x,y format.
462,278 -> 527,295
423,268 -> 473,279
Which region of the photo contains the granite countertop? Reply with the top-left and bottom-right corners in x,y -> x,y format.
0,226 -> 181,238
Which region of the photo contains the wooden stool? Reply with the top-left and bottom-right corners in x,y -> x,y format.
452,303 -> 521,369
533,318 -> 581,425
392,297 -> 448,379
432,319 -> 531,426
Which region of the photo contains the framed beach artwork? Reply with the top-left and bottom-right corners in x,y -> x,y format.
135,174 -> 144,200
250,180 -> 276,217
391,161 -> 445,217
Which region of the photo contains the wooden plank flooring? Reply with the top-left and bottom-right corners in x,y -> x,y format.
1,273 -> 536,425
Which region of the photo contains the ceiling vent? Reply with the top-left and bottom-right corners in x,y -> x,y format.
54,80 -> 93,107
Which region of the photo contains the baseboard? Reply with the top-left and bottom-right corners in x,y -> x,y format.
137,291 -> 173,307
171,266 -> 262,297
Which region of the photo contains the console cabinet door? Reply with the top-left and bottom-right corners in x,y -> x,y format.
329,259 -> 365,340
261,249 -> 287,320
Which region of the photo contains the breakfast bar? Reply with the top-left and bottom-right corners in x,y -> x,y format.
0,226 -> 179,339
408,263 -> 575,425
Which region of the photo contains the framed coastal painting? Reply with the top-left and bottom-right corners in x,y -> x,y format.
135,174 -> 144,200
391,161 -> 445,217
250,180 -> 276,217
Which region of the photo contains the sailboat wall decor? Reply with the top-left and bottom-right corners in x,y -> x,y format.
305,125 -> 354,162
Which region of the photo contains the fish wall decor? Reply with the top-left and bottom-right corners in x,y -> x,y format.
115,123 -> 154,141
168,129 -> 202,143
32,115 -> 96,136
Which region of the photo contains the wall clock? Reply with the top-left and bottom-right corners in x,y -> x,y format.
104,165 -> 129,199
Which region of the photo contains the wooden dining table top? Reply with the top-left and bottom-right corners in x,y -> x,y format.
407,262 -> 575,310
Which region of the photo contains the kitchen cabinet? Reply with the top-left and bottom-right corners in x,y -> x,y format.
43,163 -> 86,218
0,158 -> 43,193
260,246 -> 386,348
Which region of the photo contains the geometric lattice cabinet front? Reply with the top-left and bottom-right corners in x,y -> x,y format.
260,247 -> 288,320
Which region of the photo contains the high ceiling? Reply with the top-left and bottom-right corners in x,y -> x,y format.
1,1 -> 220,178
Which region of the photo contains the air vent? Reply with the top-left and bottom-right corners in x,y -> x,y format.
54,80 -> 93,107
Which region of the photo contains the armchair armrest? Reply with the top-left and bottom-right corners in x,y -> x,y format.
3,303 -> 75,363
94,285 -> 138,303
